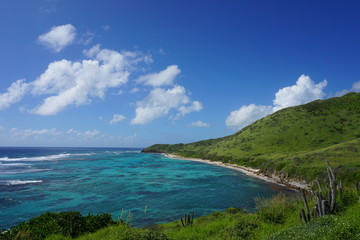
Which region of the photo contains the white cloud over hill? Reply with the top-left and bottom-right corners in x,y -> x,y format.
226,104 -> 272,130
226,75 -> 328,131
273,75 -> 327,111
333,81 -> 360,97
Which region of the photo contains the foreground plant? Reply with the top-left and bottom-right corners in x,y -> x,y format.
0,212 -> 118,240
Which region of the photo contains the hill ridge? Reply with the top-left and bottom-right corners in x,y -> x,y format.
143,92 -> 360,183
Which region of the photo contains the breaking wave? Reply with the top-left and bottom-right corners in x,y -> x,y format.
0,179 -> 43,186
0,153 -> 95,162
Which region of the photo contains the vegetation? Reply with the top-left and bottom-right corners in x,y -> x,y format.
143,92 -> 360,183
0,212 -> 117,240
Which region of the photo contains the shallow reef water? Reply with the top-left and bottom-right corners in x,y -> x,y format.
0,147 -> 292,229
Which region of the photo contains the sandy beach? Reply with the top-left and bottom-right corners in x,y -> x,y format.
163,153 -> 309,191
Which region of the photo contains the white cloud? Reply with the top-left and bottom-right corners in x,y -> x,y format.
124,133 -> 137,142
38,24 -> 76,52
66,129 -> 100,139
189,120 -> 210,127
226,104 -> 273,131
333,81 -> 360,97
131,85 -> 202,125
30,45 -> 145,115
353,81 -> 360,91
136,65 -> 181,87
102,25 -> 111,31
109,114 -> 126,124
81,130 -> 100,138
0,79 -> 28,110
10,128 -> 61,137
273,75 -> 327,111
130,88 -> 140,94
159,48 -> 165,55
226,75 -> 328,131
174,100 -> 203,119
79,31 -> 94,45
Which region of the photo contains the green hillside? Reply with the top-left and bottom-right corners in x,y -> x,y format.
143,92 -> 360,183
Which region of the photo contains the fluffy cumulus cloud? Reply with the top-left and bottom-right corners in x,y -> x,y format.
189,120 -> 210,127
0,79 -> 28,110
226,104 -> 273,130
136,65 -> 181,87
109,114 -> 126,124
273,75 -> 327,111
30,45 -> 144,115
226,75 -> 328,131
2,23 -> 203,124
0,42 -> 202,124
131,85 -> 202,125
334,81 -> 360,97
38,24 -> 76,52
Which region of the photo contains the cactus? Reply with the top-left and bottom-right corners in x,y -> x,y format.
299,160 -> 339,223
326,160 -> 337,213
300,190 -> 311,222
180,211 -> 194,227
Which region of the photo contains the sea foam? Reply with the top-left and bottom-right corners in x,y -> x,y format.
0,153 -> 95,162
0,179 -> 43,186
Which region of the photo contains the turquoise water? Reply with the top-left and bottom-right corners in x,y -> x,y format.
0,147 -> 291,229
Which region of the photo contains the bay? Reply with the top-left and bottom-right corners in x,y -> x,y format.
0,147 -> 291,229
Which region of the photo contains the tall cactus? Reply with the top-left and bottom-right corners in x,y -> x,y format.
326,160 -> 337,213
300,160 -> 339,224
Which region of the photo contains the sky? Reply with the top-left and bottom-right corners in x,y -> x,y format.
0,0 -> 360,148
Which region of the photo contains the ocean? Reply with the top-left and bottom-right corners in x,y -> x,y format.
0,147 -> 291,229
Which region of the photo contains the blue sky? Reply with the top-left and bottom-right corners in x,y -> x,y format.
0,0 -> 360,147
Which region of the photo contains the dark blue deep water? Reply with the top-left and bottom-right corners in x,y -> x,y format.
0,147 -> 291,229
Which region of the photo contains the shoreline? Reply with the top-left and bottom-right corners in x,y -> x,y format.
162,153 -> 309,192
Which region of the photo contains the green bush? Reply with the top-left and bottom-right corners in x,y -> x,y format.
256,193 -> 297,224
337,190 -> 359,212
221,217 -> 258,239
0,211 -> 117,240
224,207 -> 245,214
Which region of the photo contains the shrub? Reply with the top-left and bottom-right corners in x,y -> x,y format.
0,211 -> 118,240
221,217 -> 258,239
256,193 -> 297,224
337,190 -> 359,212
224,207 -> 244,214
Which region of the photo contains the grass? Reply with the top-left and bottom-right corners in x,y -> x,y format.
267,203 -> 360,240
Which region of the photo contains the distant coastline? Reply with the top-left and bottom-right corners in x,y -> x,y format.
161,153 -> 309,191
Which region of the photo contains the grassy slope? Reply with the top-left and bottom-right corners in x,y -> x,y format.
143,92 -> 360,182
